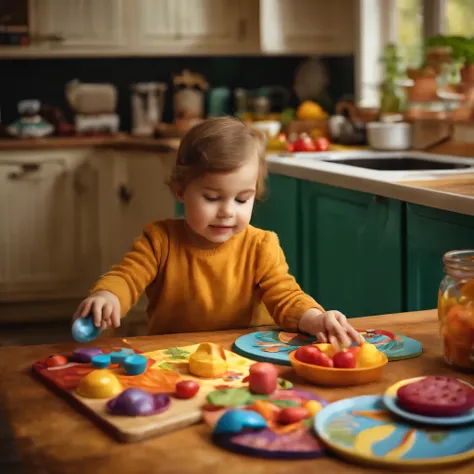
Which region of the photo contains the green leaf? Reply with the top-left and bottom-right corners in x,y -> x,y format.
277,378 -> 293,389
164,347 -> 190,360
247,393 -> 269,403
269,399 -> 299,408
158,362 -> 173,371
207,388 -> 252,407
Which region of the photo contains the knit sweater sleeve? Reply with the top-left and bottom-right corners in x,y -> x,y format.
255,231 -> 324,331
88,222 -> 162,317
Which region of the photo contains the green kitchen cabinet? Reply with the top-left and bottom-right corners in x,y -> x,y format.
300,181 -> 404,318
406,203 -> 474,311
251,174 -> 300,281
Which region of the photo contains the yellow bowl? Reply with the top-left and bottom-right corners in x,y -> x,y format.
288,350 -> 388,387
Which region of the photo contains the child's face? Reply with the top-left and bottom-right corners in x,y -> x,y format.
178,154 -> 259,247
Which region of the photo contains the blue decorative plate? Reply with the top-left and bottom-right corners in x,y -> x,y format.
383,377 -> 474,426
314,395 -> 474,469
233,329 -> 422,366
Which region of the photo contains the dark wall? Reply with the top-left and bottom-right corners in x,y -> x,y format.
0,55 -> 354,131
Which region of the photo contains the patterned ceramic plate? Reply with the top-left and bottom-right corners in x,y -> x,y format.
314,395 -> 474,469
233,329 -> 422,366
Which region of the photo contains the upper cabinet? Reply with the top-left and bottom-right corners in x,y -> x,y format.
260,0 -> 356,54
131,0 -> 259,54
0,0 -> 357,57
29,0 -> 127,51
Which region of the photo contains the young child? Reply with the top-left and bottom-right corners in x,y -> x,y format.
73,117 -> 362,350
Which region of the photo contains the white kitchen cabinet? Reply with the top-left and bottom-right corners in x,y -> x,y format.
29,0 -> 127,50
97,150 -> 176,274
130,0 -> 259,54
0,149 -> 100,301
260,0 -> 357,54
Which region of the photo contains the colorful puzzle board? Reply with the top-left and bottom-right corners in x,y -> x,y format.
32,344 -> 255,442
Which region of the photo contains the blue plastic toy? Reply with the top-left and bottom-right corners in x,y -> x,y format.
91,354 -> 111,369
71,314 -> 101,343
213,409 -> 267,435
123,354 -> 147,376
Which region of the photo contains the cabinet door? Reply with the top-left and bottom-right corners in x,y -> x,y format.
98,151 -> 175,272
30,0 -> 127,48
260,0 -> 355,54
300,181 -> 403,318
133,0 -> 258,53
406,204 -> 474,312
251,174 -> 301,281
0,159 -> 76,297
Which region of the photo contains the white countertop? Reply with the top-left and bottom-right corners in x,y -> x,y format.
266,150 -> 474,217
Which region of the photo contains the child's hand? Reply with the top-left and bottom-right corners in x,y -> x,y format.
72,291 -> 121,330
298,309 -> 363,351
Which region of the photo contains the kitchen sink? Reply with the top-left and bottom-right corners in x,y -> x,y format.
321,156 -> 471,171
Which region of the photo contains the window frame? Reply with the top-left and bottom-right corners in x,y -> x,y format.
356,0 -> 445,107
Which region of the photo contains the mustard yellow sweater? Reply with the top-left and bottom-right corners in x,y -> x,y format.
90,219 -> 323,334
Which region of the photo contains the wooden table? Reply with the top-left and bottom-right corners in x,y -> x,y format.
0,309 -> 473,474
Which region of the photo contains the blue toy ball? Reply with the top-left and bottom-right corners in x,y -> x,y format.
213,409 -> 267,435
71,314 -> 101,343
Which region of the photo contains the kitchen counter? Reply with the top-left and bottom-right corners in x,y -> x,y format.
0,134 -> 180,152
267,150 -> 474,217
1,309 -> 473,474
1,135 -> 473,215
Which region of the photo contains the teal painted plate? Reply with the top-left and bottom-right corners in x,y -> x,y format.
314,395 -> 474,469
233,329 -> 422,366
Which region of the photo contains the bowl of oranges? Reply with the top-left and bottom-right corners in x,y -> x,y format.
289,342 -> 388,387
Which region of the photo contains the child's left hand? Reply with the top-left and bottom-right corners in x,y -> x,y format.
298,309 -> 364,351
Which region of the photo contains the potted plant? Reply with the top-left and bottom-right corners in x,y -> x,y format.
405,65 -> 439,103
379,43 -> 406,114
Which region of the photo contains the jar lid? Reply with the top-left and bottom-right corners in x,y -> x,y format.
443,250 -> 474,278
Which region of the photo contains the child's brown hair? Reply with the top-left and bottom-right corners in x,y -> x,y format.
167,117 -> 267,199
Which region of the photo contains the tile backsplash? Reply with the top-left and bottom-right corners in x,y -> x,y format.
0,55 -> 354,131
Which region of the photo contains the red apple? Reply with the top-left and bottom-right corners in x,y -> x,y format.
317,352 -> 334,368
294,345 -> 322,365
333,350 -> 357,369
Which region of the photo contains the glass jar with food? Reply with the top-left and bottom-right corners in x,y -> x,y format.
438,250 -> 474,371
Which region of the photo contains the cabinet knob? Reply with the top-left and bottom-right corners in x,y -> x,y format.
7,163 -> 40,180
118,184 -> 133,204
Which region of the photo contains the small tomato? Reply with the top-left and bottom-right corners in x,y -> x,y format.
314,137 -> 329,152
175,380 -> 200,399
